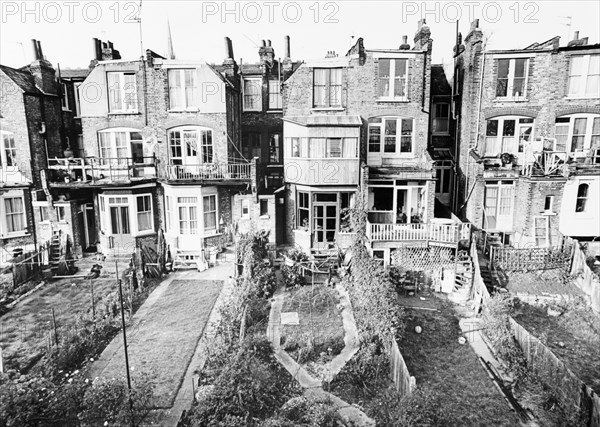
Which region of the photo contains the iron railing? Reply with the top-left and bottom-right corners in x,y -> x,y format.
47,157 -> 157,183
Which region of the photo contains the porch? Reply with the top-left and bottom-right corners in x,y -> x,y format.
367,221 -> 471,245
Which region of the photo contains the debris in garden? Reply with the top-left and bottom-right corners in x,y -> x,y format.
415,326 -> 422,334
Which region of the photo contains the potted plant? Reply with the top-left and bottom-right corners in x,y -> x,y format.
500,152 -> 515,168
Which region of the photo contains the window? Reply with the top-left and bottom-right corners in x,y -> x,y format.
107,72 -> 137,113
108,198 -> 130,235
291,137 -> 300,157
484,181 -> 515,224
313,68 -> 342,108
1,131 -> 17,166
433,103 -> 450,134
168,127 -> 213,164
326,138 -> 342,158
568,55 -> 600,98
576,183 -> 589,212
435,167 -> 452,194
554,115 -> 600,153
368,117 -> 414,154
269,134 -> 281,163
39,206 -> 48,222
544,195 -> 554,212
260,199 -> 269,216
56,206 -> 66,222
378,58 -> 408,99
241,199 -> 250,218
178,197 -> 198,234
297,191 -> 309,229
372,250 -> 385,265
165,195 -> 172,233
168,69 -> 198,110
484,117 -> 533,156
496,58 -> 528,98
243,78 -> 262,111
61,82 -> 69,110
98,129 -> 144,165
4,196 -> 25,233
203,195 -> 217,231
533,216 -> 550,247
74,82 -> 82,116
269,79 -> 282,109
136,195 -> 152,232
243,132 -> 261,160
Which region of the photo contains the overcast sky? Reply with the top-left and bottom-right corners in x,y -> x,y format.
1,1 -> 599,71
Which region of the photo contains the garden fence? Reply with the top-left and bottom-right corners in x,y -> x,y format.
468,240 -> 490,314
11,241 -> 51,288
509,317 -> 599,427
388,339 -> 414,396
489,243 -> 572,272
568,237 -> 600,315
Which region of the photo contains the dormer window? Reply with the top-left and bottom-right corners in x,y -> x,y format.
496,58 -> 528,99
378,58 -> 408,100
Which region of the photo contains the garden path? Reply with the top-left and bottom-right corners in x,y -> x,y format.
267,284 -> 375,427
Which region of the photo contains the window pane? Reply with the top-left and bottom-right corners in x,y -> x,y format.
329,68 -> 342,106
378,59 -> 390,97
384,119 -> 397,153
368,125 -> 381,152
313,69 -> 328,107
393,59 -> 407,97
185,70 -> 197,107
400,119 -> 413,153
572,118 -> 587,151
327,138 -> 342,158
496,59 -> 509,97
486,120 -> 498,136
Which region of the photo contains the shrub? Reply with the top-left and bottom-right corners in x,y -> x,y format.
251,262 -> 278,299
281,248 -> 308,288
330,339 -> 388,396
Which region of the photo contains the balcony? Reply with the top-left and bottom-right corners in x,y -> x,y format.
284,158 -> 360,186
367,221 -> 471,246
520,151 -> 569,177
158,163 -> 252,183
47,157 -> 157,186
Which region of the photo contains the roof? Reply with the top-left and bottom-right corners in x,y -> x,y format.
59,68 -> 90,79
283,115 -> 362,127
431,65 -> 451,96
0,64 -> 44,95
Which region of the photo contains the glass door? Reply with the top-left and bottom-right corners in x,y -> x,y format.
313,202 -> 337,249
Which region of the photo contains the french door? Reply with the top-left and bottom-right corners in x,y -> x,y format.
313,202 -> 337,249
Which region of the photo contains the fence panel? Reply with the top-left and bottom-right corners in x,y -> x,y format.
11,242 -> 51,288
389,339 -> 414,396
568,237 -> 600,315
490,245 -> 572,272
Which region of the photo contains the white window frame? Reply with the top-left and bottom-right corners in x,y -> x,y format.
98,194 -> 154,236
178,196 -> 198,235
165,195 -> 172,233
241,198 -> 250,219
107,71 -> 138,113
203,194 -> 218,232
168,69 -> 198,111
435,161 -> 453,195
495,58 -> 529,100
74,82 -> 82,117
313,68 -> 343,108
243,77 -> 262,111
567,54 -> 600,98
1,131 -> 17,167
432,103 -> 450,135
575,182 -> 589,213
61,82 -> 70,111
136,195 -> 154,233
55,205 -> 67,222
268,79 -> 282,110
533,216 -> 550,247
0,192 -> 28,237
168,126 -> 214,165
98,128 -> 144,166
543,195 -> 555,214
378,58 -> 409,101
484,116 -> 534,157
367,117 -> 414,156
554,114 -> 600,155
484,181 -> 515,219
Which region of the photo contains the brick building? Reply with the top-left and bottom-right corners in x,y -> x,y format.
454,20 -> 600,247
0,40 -> 70,264
282,20 -> 469,265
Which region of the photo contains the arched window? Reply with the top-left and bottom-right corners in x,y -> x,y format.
484,116 -> 533,157
576,183 -> 589,212
168,126 -> 213,165
554,114 -> 600,153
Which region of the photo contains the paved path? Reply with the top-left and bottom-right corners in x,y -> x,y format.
88,263 -> 235,426
267,284 -> 375,427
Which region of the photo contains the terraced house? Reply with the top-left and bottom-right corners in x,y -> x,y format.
282,20 -> 470,265
49,37 -> 264,264
454,19 -> 600,248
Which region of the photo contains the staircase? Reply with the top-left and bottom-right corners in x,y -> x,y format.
449,251 -> 474,303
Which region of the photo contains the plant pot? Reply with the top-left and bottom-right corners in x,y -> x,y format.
64,149 -> 74,158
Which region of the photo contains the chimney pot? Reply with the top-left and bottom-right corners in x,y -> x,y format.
573,31 -> 579,40
403,35 -> 408,44
36,40 -> 44,60
31,39 -> 39,60
284,35 -> 291,59
261,40 -> 266,47
267,39 -> 271,47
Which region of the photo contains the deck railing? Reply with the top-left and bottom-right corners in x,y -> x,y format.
47,157 -> 157,183
367,221 -> 471,245
159,163 -> 252,181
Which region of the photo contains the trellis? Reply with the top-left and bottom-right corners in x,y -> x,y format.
390,245 -> 456,272
490,245 -> 572,272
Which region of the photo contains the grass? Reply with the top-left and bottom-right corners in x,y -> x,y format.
280,285 -> 345,366
512,300 -> 600,394
91,279 -> 222,409
504,269 -> 585,296
398,296 -> 521,426
0,277 -> 120,370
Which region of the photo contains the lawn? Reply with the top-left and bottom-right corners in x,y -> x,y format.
513,301 -> 600,394
399,296 -> 521,426
0,277 -> 120,371
280,285 -> 345,372
504,269 -> 585,297
92,279 -> 222,409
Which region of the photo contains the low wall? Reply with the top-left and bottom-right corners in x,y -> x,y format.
510,317 -> 599,427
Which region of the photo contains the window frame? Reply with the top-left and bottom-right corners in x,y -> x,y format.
533,215 -> 550,247
55,205 -> 67,222
1,131 -> 17,167
484,116 -> 534,157
203,194 -> 218,232
243,77 -> 262,111
567,54 -> 600,98
378,58 -> 409,101
106,71 -> 138,113
168,126 -> 214,165
576,183 -> 589,213
168,68 -> 198,111
241,198 -> 250,219
313,68 -> 343,108
495,57 -> 529,100
432,103 -> 450,135
367,117 -> 414,156
268,79 -> 282,110
61,82 -> 70,111
2,194 -> 27,236
260,199 -> 269,216
297,191 -> 310,229
554,114 -> 600,155
177,196 -> 198,235
136,194 -> 153,233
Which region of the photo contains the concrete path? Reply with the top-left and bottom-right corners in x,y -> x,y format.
267,284 -> 375,427
88,263 -> 235,426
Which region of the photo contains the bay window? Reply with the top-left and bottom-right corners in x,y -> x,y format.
496,58 -> 528,98
107,72 -> 137,113
368,117 -> 414,154
378,58 -> 408,100
313,68 -> 342,108
99,194 -> 154,236
168,69 -> 198,110
568,55 -> 599,98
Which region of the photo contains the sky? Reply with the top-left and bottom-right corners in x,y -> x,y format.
1,0 -> 599,72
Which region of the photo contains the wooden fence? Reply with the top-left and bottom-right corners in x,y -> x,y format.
568,238 -> 600,315
468,240 -> 490,314
389,339 -> 415,396
510,317 -> 600,427
489,244 -> 572,272
11,242 -> 51,288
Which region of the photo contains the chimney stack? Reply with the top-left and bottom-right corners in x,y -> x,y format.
399,35 -> 410,50
259,37 -> 275,70
282,35 -> 293,75
567,31 -> 588,47
31,39 -> 40,60
29,39 -> 57,94
413,18 -> 431,50
222,36 -> 238,76
284,35 -> 291,59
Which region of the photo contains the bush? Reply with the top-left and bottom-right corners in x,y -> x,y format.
281,248 -> 308,288
251,262 -> 278,299
261,396 -> 341,426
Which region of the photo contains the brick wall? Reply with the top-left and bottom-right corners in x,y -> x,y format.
232,193 -> 276,242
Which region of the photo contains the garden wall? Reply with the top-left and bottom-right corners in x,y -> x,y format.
389,339 -> 415,397
569,239 -> 600,315
509,317 -> 600,427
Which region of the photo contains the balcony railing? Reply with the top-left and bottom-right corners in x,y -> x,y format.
158,163 -> 252,181
521,151 -> 569,177
367,221 -> 471,245
47,157 -> 157,184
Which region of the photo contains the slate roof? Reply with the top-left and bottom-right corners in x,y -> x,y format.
431,64 -> 451,96
59,68 -> 90,79
283,115 -> 362,127
0,64 -> 44,95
